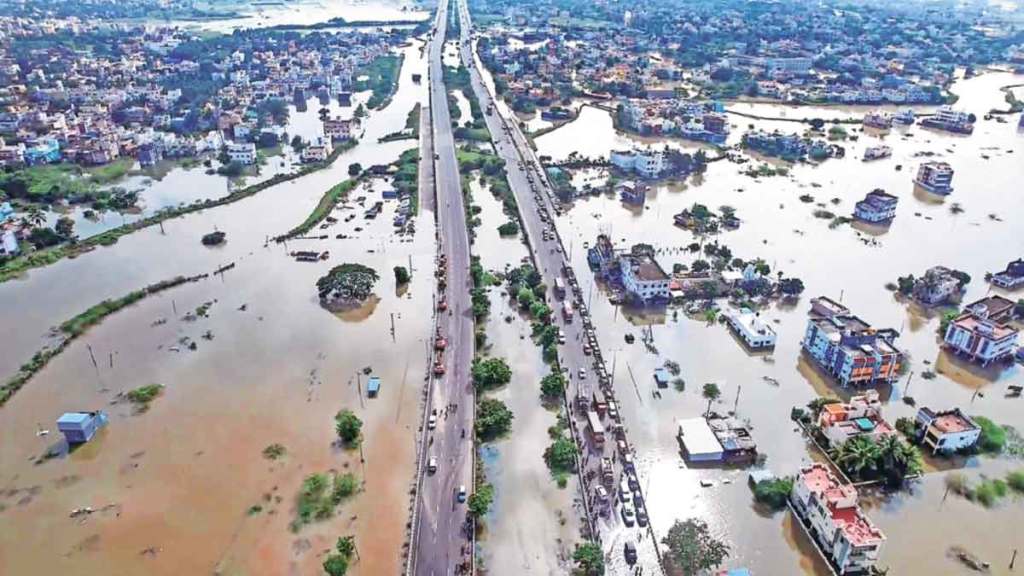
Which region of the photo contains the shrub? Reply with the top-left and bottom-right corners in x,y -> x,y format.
331,472 -> 358,503
468,483 -> 494,518
753,478 -> 793,510
263,443 -> 287,460
974,416 -> 1006,454
497,221 -> 519,236
335,409 -> 363,445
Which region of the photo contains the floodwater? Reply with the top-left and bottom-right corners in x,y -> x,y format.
30,88 -> 374,242
0,37 -> 433,576
535,71 -> 1024,574
468,175 -> 583,574
145,0 -> 429,33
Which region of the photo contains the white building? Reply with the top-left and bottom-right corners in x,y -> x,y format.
323,117 -> 353,141
225,142 -> 257,165
619,253 -> 670,302
0,229 -> 19,256
791,464 -> 885,575
724,307 -> 777,349
915,407 -> 981,454
301,136 -> 333,163
609,148 -> 665,179
943,310 -> 1019,365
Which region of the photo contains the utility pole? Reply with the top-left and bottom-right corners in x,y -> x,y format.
734,384 -> 742,414
86,345 -> 98,370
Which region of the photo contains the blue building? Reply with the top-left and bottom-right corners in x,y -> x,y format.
367,376 -> 381,398
57,411 -> 109,444
0,201 -> 14,224
24,138 -> 61,165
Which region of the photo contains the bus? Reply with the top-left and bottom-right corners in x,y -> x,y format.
554,277 -> 566,299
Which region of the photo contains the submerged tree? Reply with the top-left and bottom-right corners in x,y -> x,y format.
662,518 -> 730,575
317,263 -> 379,303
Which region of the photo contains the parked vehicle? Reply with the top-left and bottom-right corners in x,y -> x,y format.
428,458 -> 438,474
457,485 -> 467,503
624,541 -> 638,564
621,503 -> 636,526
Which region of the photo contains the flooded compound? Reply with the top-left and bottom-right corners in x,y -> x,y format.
0,35 -> 435,576
534,70 -> 1024,574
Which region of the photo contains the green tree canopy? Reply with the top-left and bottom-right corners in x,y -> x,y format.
540,372 -> 565,399
471,357 -> 512,391
476,397 -> 513,440
662,518 -> 730,575
335,409 -> 362,445
317,263 -> 379,302
572,542 -> 605,575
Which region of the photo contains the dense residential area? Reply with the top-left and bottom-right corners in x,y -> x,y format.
1,0 -> 1024,575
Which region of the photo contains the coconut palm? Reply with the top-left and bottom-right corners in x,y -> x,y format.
25,207 -> 46,228
702,383 -> 721,417
831,436 -> 880,480
877,434 -> 923,487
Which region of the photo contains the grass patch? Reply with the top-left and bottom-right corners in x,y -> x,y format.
292,471 -> 360,531
277,177 -> 360,240
85,158 -> 134,184
263,443 -> 287,460
125,384 -> 163,411
354,54 -> 404,110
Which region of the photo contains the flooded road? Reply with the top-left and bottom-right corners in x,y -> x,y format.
535,71 -> 1024,574
0,37 -> 432,576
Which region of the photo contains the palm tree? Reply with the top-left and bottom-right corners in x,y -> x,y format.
877,434 -> 923,487
832,436 -> 880,480
26,207 -> 46,229
702,383 -> 721,417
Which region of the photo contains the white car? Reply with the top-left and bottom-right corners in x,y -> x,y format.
428,413 -> 437,430
457,485 -> 467,503
428,458 -> 438,474
619,478 -> 632,501
621,503 -> 636,527
578,367 -> 587,379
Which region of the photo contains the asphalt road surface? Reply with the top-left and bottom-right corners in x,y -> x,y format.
454,0 -> 665,573
409,1 -> 476,575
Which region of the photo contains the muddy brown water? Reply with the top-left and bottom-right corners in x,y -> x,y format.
534,71 -> 1024,574
0,40 -> 434,575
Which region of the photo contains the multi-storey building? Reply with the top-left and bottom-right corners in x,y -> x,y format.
943,309 -> 1019,366
914,161 -> 955,194
791,464 -> 885,575
802,311 -> 903,386
853,189 -> 898,223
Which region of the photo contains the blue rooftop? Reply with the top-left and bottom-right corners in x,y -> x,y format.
57,412 -> 90,425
